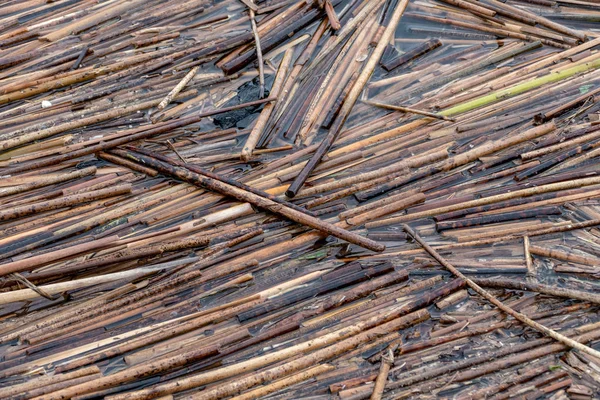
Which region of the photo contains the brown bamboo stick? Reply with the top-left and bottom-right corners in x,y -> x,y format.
0,167 -> 96,198
241,48 -> 292,160
97,152 -> 159,176
370,348 -> 394,400
249,3 -> 265,98
524,236 -> 535,278
345,193 -> 426,226
529,244 -> 600,266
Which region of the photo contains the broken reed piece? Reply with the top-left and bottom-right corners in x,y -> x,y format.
119,149 -> 385,252
157,66 -> 200,111
381,38 -> 442,71
435,289 -> 469,309
97,151 -> 159,176
241,48 -> 293,160
285,0 -> 410,198
370,347 -> 394,400
435,206 -> 562,231
323,0 -> 341,30
71,46 -> 90,70
402,224 -> 600,360
364,99 -> 455,121
524,236 -> 535,278
344,192 -> 426,227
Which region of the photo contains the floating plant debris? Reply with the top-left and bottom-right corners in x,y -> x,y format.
0,0 -> 600,399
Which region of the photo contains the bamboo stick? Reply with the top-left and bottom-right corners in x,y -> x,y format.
0,366 -> 100,399
157,67 -> 199,111
529,244 -> 600,266
370,348 -> 394,400
241,48 -> 292,160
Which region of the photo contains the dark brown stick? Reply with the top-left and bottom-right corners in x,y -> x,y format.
119,149 -> 385,252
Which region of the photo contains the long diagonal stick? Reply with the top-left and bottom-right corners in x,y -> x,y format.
402,224 -> 600,360
119,149 -> 385,252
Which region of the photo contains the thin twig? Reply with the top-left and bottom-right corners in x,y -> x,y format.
71,46 -> 89,70
370,347 -> 394,400
166,140 -> 187,163
322,0 -> 341,30
249,1 -> 265,98
10,273 -> 61,301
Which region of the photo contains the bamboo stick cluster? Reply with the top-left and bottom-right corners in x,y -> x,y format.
1,0 -> 600,399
